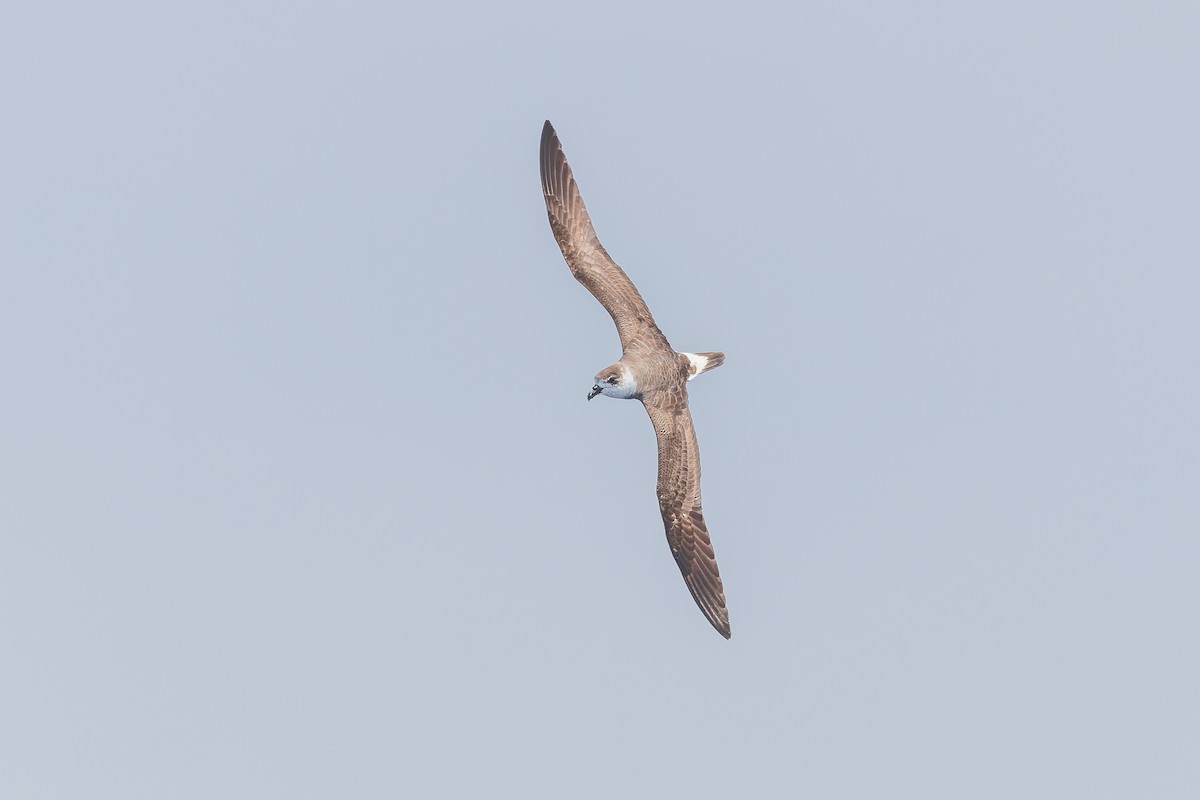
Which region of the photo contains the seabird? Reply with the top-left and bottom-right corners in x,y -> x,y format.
539,120 -> 732,639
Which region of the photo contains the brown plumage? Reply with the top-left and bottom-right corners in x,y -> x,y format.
539,120 -> 732,639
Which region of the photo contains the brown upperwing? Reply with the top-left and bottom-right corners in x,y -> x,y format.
642,386 -> 731,639
539,121 -> 672,356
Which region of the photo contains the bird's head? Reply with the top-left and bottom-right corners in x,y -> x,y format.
588,363 -> 638,401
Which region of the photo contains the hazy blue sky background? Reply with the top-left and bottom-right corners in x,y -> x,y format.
3,2 -> 1198,797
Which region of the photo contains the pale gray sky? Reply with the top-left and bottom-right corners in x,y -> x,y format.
3,2 -> 1198,798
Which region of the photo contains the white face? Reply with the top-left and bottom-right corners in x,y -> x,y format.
592,367 -> 638,399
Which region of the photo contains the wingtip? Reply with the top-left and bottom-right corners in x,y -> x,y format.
540,120 -> 561,167
696,593 -> 732,639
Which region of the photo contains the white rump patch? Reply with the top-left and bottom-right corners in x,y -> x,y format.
683,352 -> 709,381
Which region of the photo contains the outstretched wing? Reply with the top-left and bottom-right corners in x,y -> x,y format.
643,387 -> 731,638
539,120 -> 671,355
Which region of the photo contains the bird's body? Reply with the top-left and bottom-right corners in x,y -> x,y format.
539,120 -> 732,639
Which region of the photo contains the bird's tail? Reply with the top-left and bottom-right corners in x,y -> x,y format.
682,351 -> 725,381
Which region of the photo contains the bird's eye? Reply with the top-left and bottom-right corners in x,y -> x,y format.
606,376 -> 618,384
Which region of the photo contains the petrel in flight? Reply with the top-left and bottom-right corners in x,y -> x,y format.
539,121 -> 732,638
